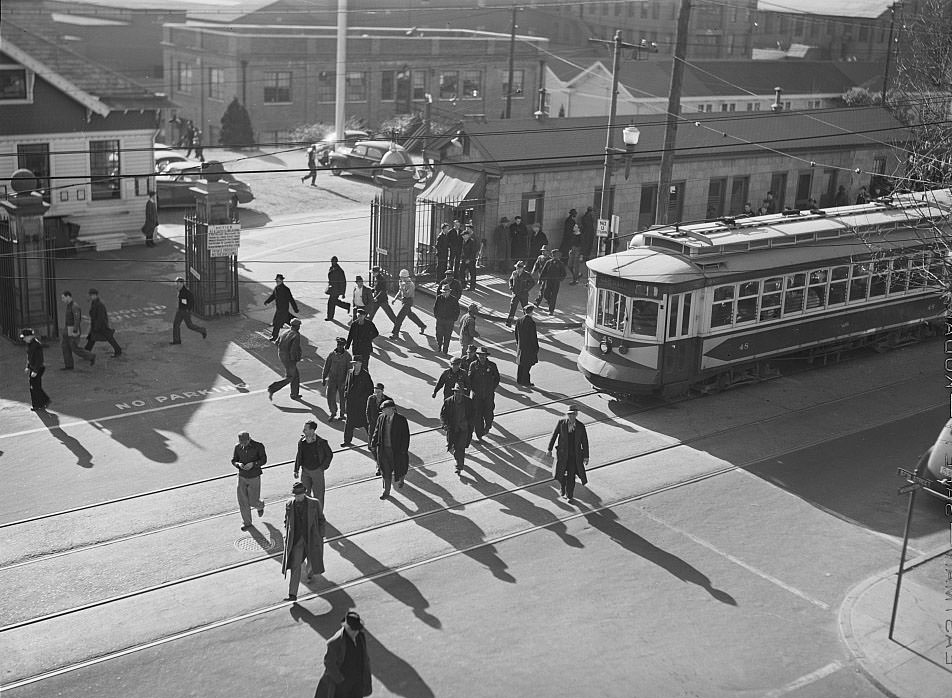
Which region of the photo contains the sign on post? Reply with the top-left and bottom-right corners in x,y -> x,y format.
207,223 -> 240,257
596,218 -> 610,238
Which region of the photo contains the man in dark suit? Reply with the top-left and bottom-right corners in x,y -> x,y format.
171,276 -> 207,344
264,273 -> 299,341
433,357 -> 469,401
546,405 -> 589,503
21,328 -> 50,411
282,481 -> 326,601
467,347 -> 500,441
368,266 -> 398,328
365,382 -> 390,448
268,318 -> 303,400
370,399 -> 410,499
513,303 -> 539,387
440,382 -> 476,474
313,611 -> 372,698
345,309 -> 379,368
341,358 -> 374,447
84,288 -> 122,357
326,256 -> 350,322
141,191 -> 158,247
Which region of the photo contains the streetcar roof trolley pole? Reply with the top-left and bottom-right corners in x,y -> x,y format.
888,421 -> 952,640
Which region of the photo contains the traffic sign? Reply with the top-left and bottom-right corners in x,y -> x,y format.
896,467 -> 932,488
596,218 -> 610,238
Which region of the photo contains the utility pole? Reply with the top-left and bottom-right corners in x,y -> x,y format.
655,0 -> 692,226
505,5 -> 519,119
881,2 -> 903,104
334,0 -> 348,145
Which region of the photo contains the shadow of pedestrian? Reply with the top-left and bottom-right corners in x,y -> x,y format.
38,410 -> 94,468
217,366 -> 250,393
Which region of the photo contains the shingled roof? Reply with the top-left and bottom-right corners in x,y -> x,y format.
0,13 -> 169,113
450,107 -> 907,173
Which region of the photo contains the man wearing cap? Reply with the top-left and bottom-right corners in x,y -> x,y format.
505,259 -> 536,327
345,309 -> 379,367
60,291 -> 96,370
440,382 -> 476,474
436,269 -> 462,302
434,222 -> 451,276
514,304 -> 540,387
467,347 -> 500,441
433,285 -> 461,355
268,318 -> 303,400
530,244 -> 550,287
459,225 -> 479,290
322,337 -> 352,421
368,265 -> 397,328
231,431 -> 267,530
294,421 -> 333,505
171,277 -> 207,345
390,269 -> 427,339
433,357 -> 469,400
341,358 -> 373,447
462,343 -> 479,371
282,481 -> 326,602
314,610 -> 372,698
528,223 -> 549,265
547,405 -> 589,503
264,274 -> 299,341
457,304 -> 480,357
370,398 -> 410,498
509,214 -> 529,263
21,328 -> 51,411
325,256 -> 350,322
365,382 -> 390,449
351,275 -> 372,320
84,289 -> 122,357
538,248 -> 567,315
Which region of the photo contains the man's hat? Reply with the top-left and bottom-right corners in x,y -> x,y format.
336,336 -> 346,343
569,208 -> 577,215
467,344 -> 477,351
19,328 -> 34,338
380,398 -> 395,409
565,405 -> 579,414
443,270 -> 454,277
539,245 -> 548,251
477,347 -> 489,355
451,357 -> 462,365
238,431 -> 250,439
525,304 -> 535,312
453,382 -> 466,390
514,260 -> 525,268
371,265 -> 381,272
355,275 -> 363,282
375,382 -> 385,389
551,248 -> 562,256
331,255 -> 339,263
468,302 -> 479,311
289,318 -> 301,327
399,269 -> 410,278
344,610 -> 363,629
88,288 -> 99,295
355,307 -> 366,315
292,481 -> 306,494
175,276 -> 185,282
275,274 -> 285,281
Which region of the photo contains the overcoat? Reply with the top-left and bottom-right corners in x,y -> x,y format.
313,628 -> 373,698
343,369 -> 374,428
440,395 -> 476,448
345,320 -> 379,359
513,314 -> 539,366
282,495 -> 326,576
547,419 -> 589,485
328,263 -> 347,296
365,392 -> 390,433
369,411 -> 410,480
141,198 -> 158,235
265,284 -> 299,325
87,298 -> 115,341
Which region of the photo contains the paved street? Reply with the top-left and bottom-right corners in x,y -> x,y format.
0,207 -> 949,697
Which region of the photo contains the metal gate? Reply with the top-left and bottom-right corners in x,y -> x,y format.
0,216 -> 57,342
412,194 -> 484,281
184,212 -> 239,318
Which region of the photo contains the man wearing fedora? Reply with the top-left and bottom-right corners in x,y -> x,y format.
268,318 -> 303,401
171,276 -> 207,345
313,610 -> 372,698
282,481 -> 326,602
341,357 -> 373,447
432,285 -> 461,355
21,328 -> 51,411
84,288 -> 122,357
322,337 -> 352,421
264,273 -> 299,341
370,398 -> 410,499
547,405 -> 589,503
365,381 -> 390,448
368,265 -> 398,328
467,347 -> 499,441
505,259 -> 536,327
440,382 -> 476,474
513,304 -> 539,387
345,308 -> 379,367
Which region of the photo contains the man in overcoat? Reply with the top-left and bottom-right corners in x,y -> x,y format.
368,266 -> 398,328
141,191 -> 158,247
365,382 -> 390,448
432,357 -> 469,401
539,249 -> 567,315
546,405 -> 589,503
313,611 -> 372,698
467,347 -> 500,441
369,399 -> 410,498
326,256 -> 350,322
322,337 -> 352,421
84,288 -> 122,357
60,291 -> 96,369
434,222 -> 451,275
268,318 -> 303,400
513,304 -> 539,387
440,383 -> 476,474
21,328 -> 51,411
505,260 -> 535,327
433,286 -> 461,354
282,481 -> 326,601
264,273 -> 299,341
341,359 -> 373,447
345,309 -> 379,367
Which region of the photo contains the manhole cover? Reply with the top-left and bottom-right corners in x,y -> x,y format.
234,533 -> 280,553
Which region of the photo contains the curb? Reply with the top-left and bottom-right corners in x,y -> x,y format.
415,282 -> 584,330
836,546 -> 952,698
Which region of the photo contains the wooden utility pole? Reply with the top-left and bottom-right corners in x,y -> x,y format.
505,5 -> 519,119
881,2 -> 903,104
655,0 -> 692,226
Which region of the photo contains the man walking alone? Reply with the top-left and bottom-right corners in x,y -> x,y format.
370,399 -> 410,499
268,318 -> 303,401
264,274 -> 299,341
294,421 -> 333,506
514,304 -> 539,387
60,291 -> 96,369
468,347 -> 500,441
171,277 -> 207,345
84,289 -> 122,357
282,481 -> 326,602
231,431 -> 267,530
21,328 -> 51,411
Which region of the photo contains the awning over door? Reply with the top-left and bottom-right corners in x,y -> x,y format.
417,168 -> 482,203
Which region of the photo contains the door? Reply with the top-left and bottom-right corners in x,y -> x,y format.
661,291 -> 700,385
769,172 -> 787,211
706,178 -> 727,219
521,192 -> 544,229
639,185 -> 657,229
795,171 -> 813,209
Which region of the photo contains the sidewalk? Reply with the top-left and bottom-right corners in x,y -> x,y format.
839,546 -> 952,698
417,269 -> 587,330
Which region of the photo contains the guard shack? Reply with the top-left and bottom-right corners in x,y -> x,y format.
183,162 -> 240,318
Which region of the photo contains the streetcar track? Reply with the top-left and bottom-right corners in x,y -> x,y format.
0,376 -> 931,636
5,397 -> 939,692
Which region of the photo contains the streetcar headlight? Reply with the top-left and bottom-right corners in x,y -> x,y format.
599,338 -> 612,354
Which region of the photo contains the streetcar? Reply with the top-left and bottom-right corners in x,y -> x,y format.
579,189 -> 949,397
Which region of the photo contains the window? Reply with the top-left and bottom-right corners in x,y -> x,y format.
318,72 -> 335,103
729,176 -> 749,215
346,71 -> 367,101
17,143 -> 50,202
0,66 -> 30,101
438,71 -> 458,100
783,273 -> 805,314
890,257 -> 909,293
90,140 -> 121,201
381,70 -> 395,101
849,263 -> 870,301
736,281 -> 759,323
208,68 -> 224,100
706,178 -> 727,218
176,62 -> 192,93
760,277 -> 782,321
806,270 -> 827,310
711,286 -> 734,327
264,71 -> 291,103
461,70 -> 482,99
502,69 -> 524,99
596,289 -> 628,332
828,266 -> 849,305
868,260 -> 889,297
652,2 -> 660,19
859,24 -> 869,42
412,71 -> 427,101
630,300 -> 660,337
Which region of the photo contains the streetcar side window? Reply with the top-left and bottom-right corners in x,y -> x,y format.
828,266 -> 849,305
711,285 -> 734,327
910,253 -> 930,289
595,289 -> 629,332
736,281 -> 759,323
630,300 -> 660,338
849,263 -> 869,301
806,269 -> 827,310
928,251 -> 946,282
760,277 -> 782,321
783,273 -> 805,314
890,257 -> 909,293
868,260 -> 889,298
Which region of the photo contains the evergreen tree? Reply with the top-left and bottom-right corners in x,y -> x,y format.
219,97 -> 254,147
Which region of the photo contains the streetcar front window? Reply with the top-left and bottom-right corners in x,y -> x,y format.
629,300 -> 660,338
595,289 -> 629,332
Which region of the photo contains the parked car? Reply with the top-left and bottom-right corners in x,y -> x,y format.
327,140 -> 410,179
313,129 -> 371,166
155,161 -> 254,208
914,417 -> 952,504
153,143 -> 201,174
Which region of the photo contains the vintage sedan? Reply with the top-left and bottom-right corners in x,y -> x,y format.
326,140 -> 410,179
312,129 -> 371,165
153,144 -> 201,173
155,161 -> 255,208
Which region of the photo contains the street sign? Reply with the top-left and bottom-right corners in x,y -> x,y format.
207,223 -> 240,257
897,483 -> 919,495
596,218 -> 610,238
896,467 -> 932,488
